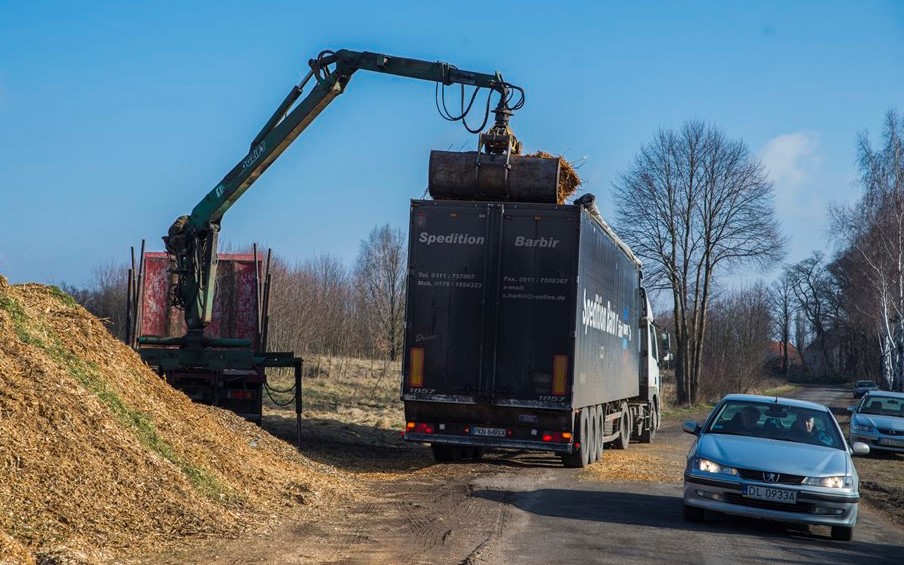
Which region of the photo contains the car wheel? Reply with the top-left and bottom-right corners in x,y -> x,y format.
831,525 -> 853,541
683,504 -> 704,522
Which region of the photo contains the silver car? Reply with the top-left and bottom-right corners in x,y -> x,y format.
853,380 -> 879,399
683,394 -> 869,541
849,391 -> 904,454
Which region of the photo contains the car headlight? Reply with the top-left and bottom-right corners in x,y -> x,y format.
693,457 -> 738,476
803,476 -> 853,488
851,422 -> 874,433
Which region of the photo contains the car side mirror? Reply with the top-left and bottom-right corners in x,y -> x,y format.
682,421 -> 701,436
851,441 -> 870,456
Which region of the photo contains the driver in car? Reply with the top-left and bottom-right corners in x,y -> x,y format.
790,413 -> 833,446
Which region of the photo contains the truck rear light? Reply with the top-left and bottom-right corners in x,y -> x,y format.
408,347 -> 425,388
552,355 -> 568,396
407,421 -> 434,434
541,431 -> 573,443
226,389 -> 254,400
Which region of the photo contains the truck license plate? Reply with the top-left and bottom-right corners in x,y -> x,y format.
743,485 -> 796,504
471,426 -> 506,437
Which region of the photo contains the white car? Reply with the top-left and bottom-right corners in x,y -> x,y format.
849,391 -> 904,454
683,394 -> 869,541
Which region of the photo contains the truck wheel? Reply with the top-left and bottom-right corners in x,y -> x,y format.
587,407 -> 599,464
638,402 -> 658,444
580,410 -> 592,466
614,406 -> 630,450
654,397 -> 662,429
593,406 -> 605,461
431,444 -> 460,463
562,410 -> 591,468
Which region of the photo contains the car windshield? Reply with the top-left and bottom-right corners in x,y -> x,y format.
858,396 -> 904,417
707,401 -> 844,449
856,380 -> 877,388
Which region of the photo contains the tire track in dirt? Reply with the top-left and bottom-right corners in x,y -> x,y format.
310,468 -> 513,564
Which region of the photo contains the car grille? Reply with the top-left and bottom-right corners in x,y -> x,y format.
737,469 -> 804,485
724,494 -> 815,514
877,428 -> 904,436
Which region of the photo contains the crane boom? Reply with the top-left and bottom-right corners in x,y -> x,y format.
162,49 -> 542,340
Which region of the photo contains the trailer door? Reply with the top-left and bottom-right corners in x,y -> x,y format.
403,201 -> 495,399
493,205 -> 578,404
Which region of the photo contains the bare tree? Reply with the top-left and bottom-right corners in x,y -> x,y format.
787,253 -> 831,340
786,252 -> 847,377
770,268 -> 796,378
61,261 -> 129,340
701,283 -> 773,398
266,255 -> 315,355
827,249 -> 882,380
354,225 -> 407,361
267,253 -> 355,359
613,120 -> 785,405
832,110 -> 904,390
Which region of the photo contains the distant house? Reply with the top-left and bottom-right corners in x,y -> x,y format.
766,340 -> 803,374
802,330 -> 844,377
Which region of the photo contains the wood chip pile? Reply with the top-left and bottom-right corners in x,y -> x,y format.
0,276 -> 350,564
525,151 -> 582,204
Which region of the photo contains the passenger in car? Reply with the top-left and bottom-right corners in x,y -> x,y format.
723,406 -> 759,435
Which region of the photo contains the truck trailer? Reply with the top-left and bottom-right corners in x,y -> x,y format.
401,197 -> 662,467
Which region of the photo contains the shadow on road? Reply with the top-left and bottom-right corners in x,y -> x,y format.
262,413 -> 436,472
473,487 -> 901,564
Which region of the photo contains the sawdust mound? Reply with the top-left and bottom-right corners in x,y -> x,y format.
525,151 -> 582,204
0,276 -> 349,564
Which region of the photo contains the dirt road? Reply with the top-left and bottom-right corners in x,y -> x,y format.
136,386 -> 903,564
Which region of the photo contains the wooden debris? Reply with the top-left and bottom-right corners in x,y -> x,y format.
525,151 -> 582,204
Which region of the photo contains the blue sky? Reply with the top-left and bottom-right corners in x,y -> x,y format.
1,1 -> 902,287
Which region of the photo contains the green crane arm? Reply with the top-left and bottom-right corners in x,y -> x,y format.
163,49 -> 522,337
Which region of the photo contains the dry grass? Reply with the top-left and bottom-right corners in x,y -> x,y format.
261,356 -> 429,476
268,356 -> 403,431
0,277 -> 351,564
855,455 -> 904,525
